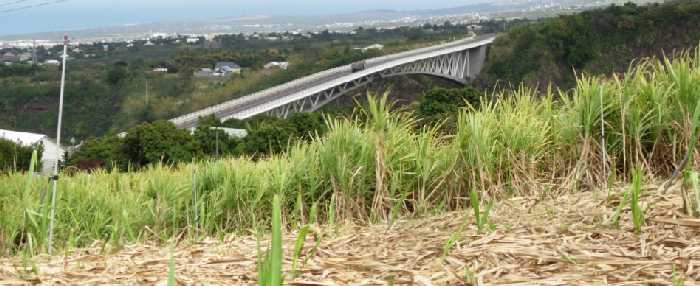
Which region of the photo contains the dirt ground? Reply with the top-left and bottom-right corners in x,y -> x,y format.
1,183 -> 700,285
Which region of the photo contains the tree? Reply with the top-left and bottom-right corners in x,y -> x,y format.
288,113 -> 326,141
105,62 -> 129,86
417,86 -> 481,117
193,115 -> 240,157
67,134 -> 127,170
240,118 -> 296,156
0,138 -> 43,173
122,120 -> 201,167
222,118 -> 246,129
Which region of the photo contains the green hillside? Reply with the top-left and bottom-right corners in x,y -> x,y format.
480,0 -> 700,89
3,42 -> 700,255
0,24 -> 494,140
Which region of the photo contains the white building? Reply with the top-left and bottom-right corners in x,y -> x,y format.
214,62 -> 242,76
152,67 -> 168,73
45,59 -> 60,66
0,129 -> 64,175
188,127 -> 248,139
186,37 -> 200,44
151,33 -> 169,39
356,43 -> 384,52
264,61 -> 289,70
194,68 -> 213,77
18,53 -> 32,62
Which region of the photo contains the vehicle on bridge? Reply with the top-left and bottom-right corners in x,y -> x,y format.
351,60 -> 366,73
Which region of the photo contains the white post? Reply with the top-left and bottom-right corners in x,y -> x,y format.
192,165 -> 198,231
48,35 -> 69,255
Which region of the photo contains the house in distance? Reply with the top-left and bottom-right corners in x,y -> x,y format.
194,62 -> 242,78
264,61 -> 289,70
214,62 -> 241,76
355,43 -> 384,52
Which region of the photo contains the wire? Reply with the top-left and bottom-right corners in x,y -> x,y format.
0,0 -> 69,12
0,0 -> 32,8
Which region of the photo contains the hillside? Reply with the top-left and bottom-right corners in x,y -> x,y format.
2,20 -> 700,285
2,37 -> 700,255
0,24 -> 488,140
479,0 -> 700,89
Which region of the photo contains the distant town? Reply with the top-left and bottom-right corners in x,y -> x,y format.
0,0 -> 661,47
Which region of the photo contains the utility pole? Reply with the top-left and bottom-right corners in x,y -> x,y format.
47,35 -> 68,255
145,79 -> 149,106
215,129 -> 219,158
32,40 -> 37,66
600,87 -> 608,195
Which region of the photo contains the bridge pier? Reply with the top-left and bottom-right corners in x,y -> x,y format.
467,45 -> 487,79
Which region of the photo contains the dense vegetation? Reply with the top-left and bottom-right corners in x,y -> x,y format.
2,43 -> 700,255
480,0 -> 700,89
66,84 -> 479,170
67,113 -> 328,170
0,23 -> 496,140
415,86 -> 481,129
0,139 -> 42,173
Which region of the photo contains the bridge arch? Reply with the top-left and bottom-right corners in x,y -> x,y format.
263,44 -> 489,118
170,35 -> 495,128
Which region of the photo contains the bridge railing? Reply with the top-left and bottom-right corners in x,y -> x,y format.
363,34 -> 488,66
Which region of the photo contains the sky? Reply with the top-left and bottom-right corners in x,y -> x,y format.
0,0 -> 480,36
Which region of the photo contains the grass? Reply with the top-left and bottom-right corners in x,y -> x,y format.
167,245 -> 176,286
672,265 -> 685,286
291,224 -> 309,277
470,188 -> 494,234
683,170 -> 700,217
610,166 -> 645,234
2,44 -> 700,256
442,223 -> 465,258
630,168 -> 645,234
257,194 -> 283,286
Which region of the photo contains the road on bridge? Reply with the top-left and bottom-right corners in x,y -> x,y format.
172,34 -> 496,129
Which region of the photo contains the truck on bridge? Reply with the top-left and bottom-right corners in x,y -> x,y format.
351,60 -> 366,73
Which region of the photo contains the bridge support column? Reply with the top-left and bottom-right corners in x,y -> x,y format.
467,45 -> 487,80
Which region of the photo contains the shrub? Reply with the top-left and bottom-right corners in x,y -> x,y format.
68,134 -> 127,170
240,118 -> 296,156
122,120 -> 202,167
0,138 -> 43,173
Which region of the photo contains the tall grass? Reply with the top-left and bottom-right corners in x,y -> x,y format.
682,170 -> 700,217
470,188 -> 494,234
2,45 -> 700,255
630,168 -> 645,234
257,194 -> 283,286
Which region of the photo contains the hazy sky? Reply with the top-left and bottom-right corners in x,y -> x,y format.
0,0 -> 479,36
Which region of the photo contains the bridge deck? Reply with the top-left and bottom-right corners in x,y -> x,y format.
171,34 -> 496,129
